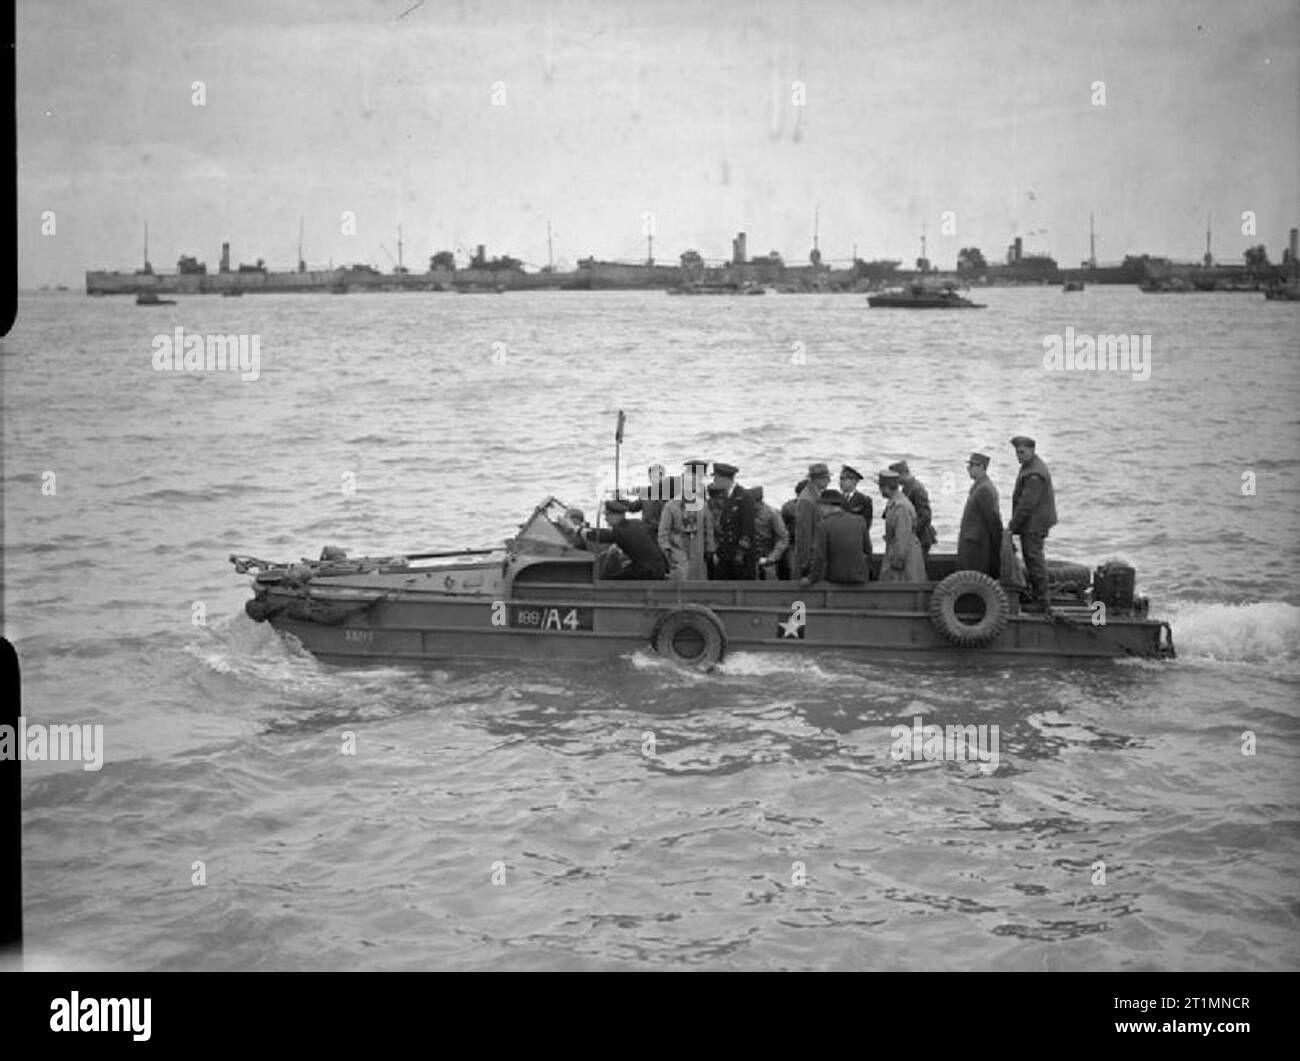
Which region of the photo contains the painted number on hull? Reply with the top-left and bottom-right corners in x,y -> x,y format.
510,606 -> 593,632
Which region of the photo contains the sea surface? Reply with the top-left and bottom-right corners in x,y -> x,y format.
3,286 -> 1298,971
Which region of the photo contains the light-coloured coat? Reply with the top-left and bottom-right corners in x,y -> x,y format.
880,492 -> 927,582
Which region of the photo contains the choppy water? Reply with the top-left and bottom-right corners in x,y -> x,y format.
3,287 -> 1298,970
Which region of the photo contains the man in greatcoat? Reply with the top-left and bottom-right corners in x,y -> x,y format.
658,459 -> 716,581
792,462 -> 832,578
955,451 -> 1002,578
878,469 -> 927,582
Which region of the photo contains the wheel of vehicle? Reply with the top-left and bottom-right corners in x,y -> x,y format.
928,570 -> 1010,647
652,605 -> 727,670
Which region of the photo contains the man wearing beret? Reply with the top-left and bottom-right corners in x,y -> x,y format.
585,499 -> 668,580
1008,436 -> 1057,610
711,462 -> 758,580
878,469 -> 927,581
956,452 -> 1002,578
658,459 -> 717,581
889,461 -> 937,556
801,489 -> 873,586
792,462 -> 832,578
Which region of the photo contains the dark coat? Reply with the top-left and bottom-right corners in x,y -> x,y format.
807,509 -> 873,584
715,485 -> 756,563
956,477 -> 1002,577
588,519 -> 667,579
843,491 -> 874,551
1010,455 -> 1058,536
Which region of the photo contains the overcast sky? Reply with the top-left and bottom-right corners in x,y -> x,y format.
16,0 -> 1300,284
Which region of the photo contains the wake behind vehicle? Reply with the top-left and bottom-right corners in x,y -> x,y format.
234,498 -> 1174,669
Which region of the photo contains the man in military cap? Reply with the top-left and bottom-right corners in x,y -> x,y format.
878,469 -> 927,581
792,462 -> 832,578
584,499 -> 668,580
801,488 -> 873,586
839,464 -> 875,569
711,462 -> 758,580
1008,436 -> 1057,610
888,460 -> 937,556
658,459 -> 716,581
750,486 -> 789,580
956,452 -> 1002,578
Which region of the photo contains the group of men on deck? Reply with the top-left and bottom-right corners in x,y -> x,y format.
575,435 -> 1058,609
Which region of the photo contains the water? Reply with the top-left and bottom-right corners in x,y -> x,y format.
3,287 -> 1298,970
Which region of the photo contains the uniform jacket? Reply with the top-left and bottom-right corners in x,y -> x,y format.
880,493 -> 928,581
792,483 -> 823,576
1009,455 -> 1058,536
715,484 -> 756,563
956,477 -> 1002,577
754,502 -> 789,563
843,491 -> 875,554
807,509 -> 872,584
587,519 -> 668,578
904,478 -> 938,549
658,499 -> 716,580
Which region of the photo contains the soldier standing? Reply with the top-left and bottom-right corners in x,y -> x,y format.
955,452 -> 1002,577
711,462 -> 757,579
1008,436 -> 1057,610
878,469 -> 927,581
792,462 -> 832,578
751,486 -> 789,580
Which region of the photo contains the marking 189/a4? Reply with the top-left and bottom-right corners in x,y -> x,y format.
509,605 -> 594,632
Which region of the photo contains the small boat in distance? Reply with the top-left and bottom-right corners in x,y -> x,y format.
1062,280 -> 1085,292
222,288 -> 244,298
867,282 -> 985,309
136,290 -> 176,306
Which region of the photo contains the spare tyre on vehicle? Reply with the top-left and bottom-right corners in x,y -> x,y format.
928,570 -> 1010,647
652,604 -> 727,670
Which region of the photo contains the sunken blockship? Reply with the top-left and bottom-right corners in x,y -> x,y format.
233,498 -> 1174,668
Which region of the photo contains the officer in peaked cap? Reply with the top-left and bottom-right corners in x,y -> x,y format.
711,461 -> 756,579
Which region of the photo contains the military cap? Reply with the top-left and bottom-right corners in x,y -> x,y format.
840,464 -> 863,482
683,458 -> 710,470
712,461 -> 739,477
564,507 -> 586,523
967,452 -> 990,466
604,498 -> 631,514
888,460 -> 910,475
1009,435 -> 1036,448
819,488 -> 844,505
808,462 -> 831,478
878,468 -> 902,484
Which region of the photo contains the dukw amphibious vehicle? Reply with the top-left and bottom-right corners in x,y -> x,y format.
233,498 -> 1175,668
